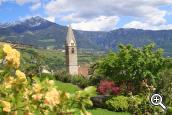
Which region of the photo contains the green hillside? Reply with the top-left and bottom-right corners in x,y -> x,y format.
0,42 -> 102,72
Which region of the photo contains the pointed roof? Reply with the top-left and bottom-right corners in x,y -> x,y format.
66,25 -> 76,46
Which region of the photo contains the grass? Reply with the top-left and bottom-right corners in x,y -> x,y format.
89,108 -> 131,115
55,81 -> 131,115
55,80 -> 80,93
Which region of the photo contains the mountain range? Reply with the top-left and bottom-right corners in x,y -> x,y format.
0,16 -> 172,56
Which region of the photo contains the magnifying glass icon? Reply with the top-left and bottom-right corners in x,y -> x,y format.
150,94 -> 167,111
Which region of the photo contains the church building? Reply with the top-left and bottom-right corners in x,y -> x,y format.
65,25 -> 78,75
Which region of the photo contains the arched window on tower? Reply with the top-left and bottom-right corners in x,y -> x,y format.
71,48 -> 74,54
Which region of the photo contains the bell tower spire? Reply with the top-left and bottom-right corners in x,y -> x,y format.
66,25 -> 76,46
65,25 -> 78,75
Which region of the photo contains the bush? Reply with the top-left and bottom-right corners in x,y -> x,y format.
159,68 -> 172,106
128,95 -> 143,114
97,80 -> 120,95
55,71 -> 71,82
105,96 -> 129,111
71,75 -> 90,88
135,96 -> 163,115
55,71 -> 91,88
105,94 -> 163,114
40,73 -> 54,79
166,107 -> 172,115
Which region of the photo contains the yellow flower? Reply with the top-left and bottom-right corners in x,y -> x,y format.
44,88 -> 61,106
43,110 -> 49,115
47,80 -> 54,85
4,83 -> 12,89
11,49 -> 20,68
3,76 -> 14,89
13,49 -> 20,58
32,93 -> 43,101
16,70 -> 25,78
0,100 -> 11,112
23,88 -> 30,100
4,76 -> 14,82
3,44 -> 12,54
15,70 -> 27,82
64,92 -> 70,99
33,83 -> 42,93
3,44 -> 20,68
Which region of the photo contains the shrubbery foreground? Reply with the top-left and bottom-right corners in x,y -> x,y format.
89,44 -> 172,114
0,44 -> 96,115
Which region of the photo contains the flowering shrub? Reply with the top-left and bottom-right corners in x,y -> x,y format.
0,44 -> 95,115
3,44 -> 20,68
97,80 -> 120,95
105,96 -> 129,111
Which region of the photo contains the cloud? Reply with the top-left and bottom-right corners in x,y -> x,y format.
60,13 -> 83,23
167,11 -> 172,16
0,0 -> 8,5
30,2 -> 41,10
15,0 -> 42,12
123,21 -> 150,29
71,16 -> 119,31
1,0 -> 172,30
123,20 -> 172,30
15,0 -> 31,5
44,0 -> 171,19
44,0 -> 172,30
44,16 -> 55,22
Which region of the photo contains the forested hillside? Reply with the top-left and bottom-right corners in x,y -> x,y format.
0,16 -> 172,56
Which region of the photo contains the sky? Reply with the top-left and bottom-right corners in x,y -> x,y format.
0,0 -> 172,31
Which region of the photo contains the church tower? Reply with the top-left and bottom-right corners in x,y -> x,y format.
65,25 -> 78,75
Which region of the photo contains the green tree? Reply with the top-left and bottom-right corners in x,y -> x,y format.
21,48 -> 44,77
92,44 -> 167,86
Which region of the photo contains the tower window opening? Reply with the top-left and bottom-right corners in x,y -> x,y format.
71,43 -> 74,46
71,48 -> 74,53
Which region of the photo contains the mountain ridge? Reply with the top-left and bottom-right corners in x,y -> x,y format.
0,16 -> 172,56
